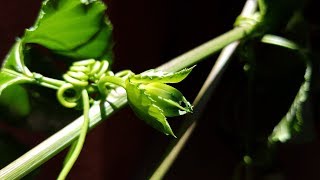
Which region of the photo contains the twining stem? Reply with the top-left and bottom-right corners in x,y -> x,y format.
0,6 -> 256,179
38,76 -> 65,89
57,89 -> 90,180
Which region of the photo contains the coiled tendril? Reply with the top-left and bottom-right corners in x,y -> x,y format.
57,59 -> 115,108
56,59 -> 132,180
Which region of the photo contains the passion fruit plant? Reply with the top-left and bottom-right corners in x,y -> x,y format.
0,0 -> 314,179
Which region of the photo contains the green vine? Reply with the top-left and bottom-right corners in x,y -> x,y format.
1,0 -> 309,179
1,56 -> 194,179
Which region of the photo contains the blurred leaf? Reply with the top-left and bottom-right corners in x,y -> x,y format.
269,63 -> 312,143
0,69 -> 32,120
0,85 -> 31,118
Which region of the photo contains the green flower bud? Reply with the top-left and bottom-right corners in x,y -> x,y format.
125,66 -> 194,137
141,82 -> 192,117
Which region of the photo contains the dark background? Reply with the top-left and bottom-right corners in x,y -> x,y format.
1,0 -> 320,179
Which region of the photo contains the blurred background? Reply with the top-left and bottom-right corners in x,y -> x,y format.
1,0 -> 320,179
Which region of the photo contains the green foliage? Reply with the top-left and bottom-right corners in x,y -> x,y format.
23,0 -> 113,60
0,0 -> 114,178
2,40 -> 32,76
0,0 -> 114,115
0,0 -> 194,178
0,40 -> 33,121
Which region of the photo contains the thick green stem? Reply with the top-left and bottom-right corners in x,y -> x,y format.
156,26 -> 251,72
0,9 -> 254,179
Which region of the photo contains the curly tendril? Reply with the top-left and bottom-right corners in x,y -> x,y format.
55,59 -> 111,179
57,59 -> 113,107
55,59 -> 133,179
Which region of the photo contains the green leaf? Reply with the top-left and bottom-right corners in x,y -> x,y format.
148,104 -> 176,137
56,22 -> 113,59
23,0 -> 113,60
126,80 -> 175,136
2,40 -> 32,76
131,66 -> 195,84
0,38 -> 33,120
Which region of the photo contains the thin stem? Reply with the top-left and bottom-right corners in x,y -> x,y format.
63,141 -> 77,165
37,82 -> 62,90
32,72 -> 65,90
57,90 -> 90,180
40,76 -> 65,88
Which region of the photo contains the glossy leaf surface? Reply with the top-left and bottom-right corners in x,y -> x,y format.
2,40 -> 32,76
23,0 -> 113,60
